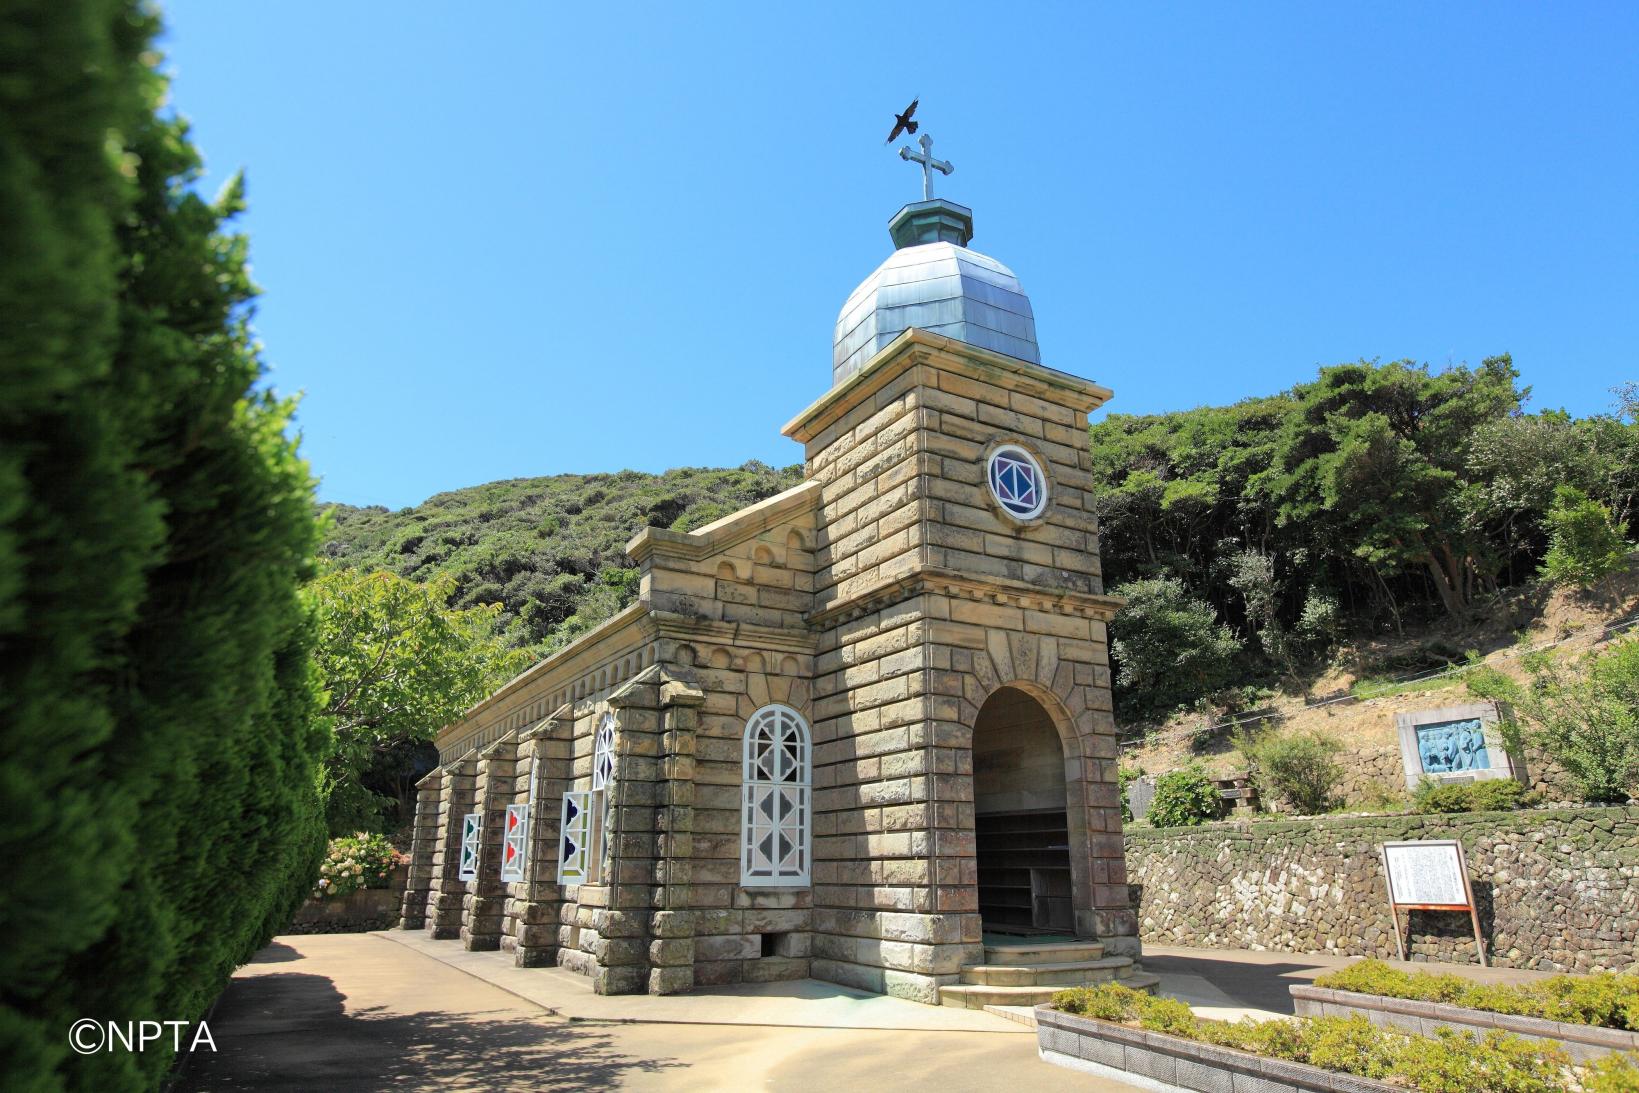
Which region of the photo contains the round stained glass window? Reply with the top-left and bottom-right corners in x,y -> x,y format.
987,444 -> 1049,521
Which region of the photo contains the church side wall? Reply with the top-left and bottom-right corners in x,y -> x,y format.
802,366 -> 980,1001
643,508 -> 821,989
805,362 -> 929,612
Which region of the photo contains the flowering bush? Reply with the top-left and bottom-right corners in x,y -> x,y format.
313,833 -> 400,899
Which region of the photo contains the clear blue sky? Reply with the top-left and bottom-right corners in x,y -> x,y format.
161,2 -> 1637,510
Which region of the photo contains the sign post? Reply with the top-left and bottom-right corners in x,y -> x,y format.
1379,840 -> 1487,967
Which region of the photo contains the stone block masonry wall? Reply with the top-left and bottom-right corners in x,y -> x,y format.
1126,807 -> 1638,972
291,865 -> 408,933
793,339 -> 1128,1003
502,718 -> 571,967
423,757 -> 476,939
460,736 -> 519,950
400,772 -> 441,929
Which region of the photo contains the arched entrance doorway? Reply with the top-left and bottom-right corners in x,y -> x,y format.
971,686 -> 1074,934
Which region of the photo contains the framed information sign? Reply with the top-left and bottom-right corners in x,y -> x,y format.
1379,840 -> 1487,966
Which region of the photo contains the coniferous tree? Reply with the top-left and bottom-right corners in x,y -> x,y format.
0,4 -> 326,1088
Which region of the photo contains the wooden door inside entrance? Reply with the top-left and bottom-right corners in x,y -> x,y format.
975,809 -> 1073,932
971,687 -> 1075,935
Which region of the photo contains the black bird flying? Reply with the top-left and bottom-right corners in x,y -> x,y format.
885,97 -> 919,144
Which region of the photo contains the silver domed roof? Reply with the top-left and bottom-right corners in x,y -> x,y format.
832,200 -> 1039,384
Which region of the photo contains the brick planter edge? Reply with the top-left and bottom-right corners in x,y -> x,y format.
1290,984 -> 1639,1063
1034,1005 -> 1397,1093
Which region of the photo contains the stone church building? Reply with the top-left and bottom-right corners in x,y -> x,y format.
400,191 -> 1144,1007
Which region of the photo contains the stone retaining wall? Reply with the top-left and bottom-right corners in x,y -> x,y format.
288,865 -> 408,934
1125,807 -> 1638,972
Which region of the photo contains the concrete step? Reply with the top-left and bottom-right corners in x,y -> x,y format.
939,983 -> 1070,1009
939,968 -> 1161,1010
961,956 -> 1134,987
982,1004 -> 1040,1027
982,940 -> 1105,966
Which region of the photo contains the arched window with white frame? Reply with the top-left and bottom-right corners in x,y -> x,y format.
740,703 -> 811,887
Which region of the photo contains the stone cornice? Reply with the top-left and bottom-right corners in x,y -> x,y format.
782,328 -> 1115,445
626,480 -> 821,566
435,602 -> 655,750
478,731 -> 518,760
806,566 -> 1124,629
649,609 -> 819,655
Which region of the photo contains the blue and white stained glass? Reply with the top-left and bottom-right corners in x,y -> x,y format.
1415,718 -> 1492,775
987,444 -> 1048,520
558,791 -> 595,884
458,812 -> 481,880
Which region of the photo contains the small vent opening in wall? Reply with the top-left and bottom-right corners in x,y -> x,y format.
761,933 -> 783,958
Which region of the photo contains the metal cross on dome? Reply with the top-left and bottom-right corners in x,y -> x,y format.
899,132 -> 953,200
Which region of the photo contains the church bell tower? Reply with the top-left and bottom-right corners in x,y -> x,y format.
780,137 -> 1137,1003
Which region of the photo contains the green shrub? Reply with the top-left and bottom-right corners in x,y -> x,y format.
1304,1014 -> 1402,1079
1536,971 -> 1637,1029
1315,958 -> 1639,1031
1110,577 -> 1244,721
1136,995 -> 1199,1037
314,834 -> 401,899
1586,1053 -> 1639,1093
1412,778 -> 1538,814
1146,765 -> 1222,827
1238,729 -> 1343,814
1,6 -> 327,1089
1118,765 -> 1144,823
1050,983 -> 1578,1090
1051,984 -> 1145,1022
1393,1027 -> 1568,1093
312,568 -> 532,834
1540,485 -> 1630,587
1469,640 -> 1639,804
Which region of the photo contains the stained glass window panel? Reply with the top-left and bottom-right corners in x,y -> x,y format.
458,812 -> 481,880
558,791 -> 597,884
987,444 -> 1049,520
740,704 -> 811,886
592,712 -> 615,792
500,803 -> 528,881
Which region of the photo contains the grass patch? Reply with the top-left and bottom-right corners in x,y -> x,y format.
1351,671 -> 1469,700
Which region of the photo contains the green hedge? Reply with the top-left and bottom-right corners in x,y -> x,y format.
1412,779 -> 1539,815
1316,959 -> 1639,1031
0,4 -> 326,1089
1051,984 -> 1639,1093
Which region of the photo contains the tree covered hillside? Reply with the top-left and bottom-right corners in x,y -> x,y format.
1091,358 -> 1636,721
322,462 -> 803,651
319,359 -> 1635,729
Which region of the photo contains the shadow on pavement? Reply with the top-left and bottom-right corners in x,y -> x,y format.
248,941 -> 303,964
178,971 -> 687,1091
1141,953 -> 1324,1014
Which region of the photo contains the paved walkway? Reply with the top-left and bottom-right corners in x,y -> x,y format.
377,928 -> 1020,1032
1142,943 -> 1565,1023
180,932 -> 1568,1090
179,934 -> 1134,1092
